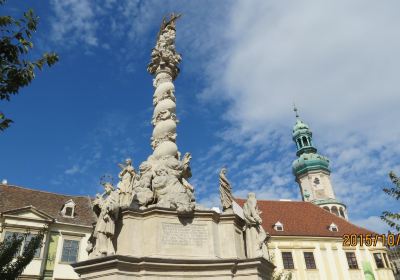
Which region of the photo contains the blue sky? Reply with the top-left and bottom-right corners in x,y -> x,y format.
1,0 -> 399,233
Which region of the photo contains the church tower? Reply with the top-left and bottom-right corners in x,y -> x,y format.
291,106 -> 348,220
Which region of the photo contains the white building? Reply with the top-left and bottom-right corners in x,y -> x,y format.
0,184 -> 94,280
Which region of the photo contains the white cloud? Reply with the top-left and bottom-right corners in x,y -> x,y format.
196,0 -> 400,233
65,164 -> 80,175
46,0 -> 400,233
353,216 -> 391,234
50,0 -> 98,46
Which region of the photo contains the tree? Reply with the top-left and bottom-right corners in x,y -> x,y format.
0,231 -> 44,280
0,0 -> 58,132
381,171 -> 400,232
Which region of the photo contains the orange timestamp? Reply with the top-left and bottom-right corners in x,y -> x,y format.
342,233 -> 400,247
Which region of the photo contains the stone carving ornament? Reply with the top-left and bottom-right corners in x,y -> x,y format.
147,13 -> 182,79
219,168 -> 234,213
89,182 -> 120,258
243,192 -> 270,259
117,158 -> 136,207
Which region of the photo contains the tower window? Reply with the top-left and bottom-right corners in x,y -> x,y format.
339,208 -> 345,218
302,136 -> 309,146
297,139 -> 302,148
323,206 -> 330,212
313,178 -> 320,185
331,206 -> 339,216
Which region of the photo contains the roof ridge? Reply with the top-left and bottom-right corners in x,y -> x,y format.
0,184 -> 91,199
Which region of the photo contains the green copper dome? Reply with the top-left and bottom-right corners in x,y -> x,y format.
292,152 -> 330,176
291,106 -> 330,176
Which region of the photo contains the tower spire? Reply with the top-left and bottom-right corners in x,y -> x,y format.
291,111 -> 348,220
293,103 -> 299,118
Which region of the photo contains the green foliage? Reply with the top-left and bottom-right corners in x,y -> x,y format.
381,171 -> 400,233
0,0 -> 58,132
0,230 -> 44,280
272,270 -> 292,280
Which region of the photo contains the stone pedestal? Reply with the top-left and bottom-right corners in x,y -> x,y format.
72,208 -> 274,279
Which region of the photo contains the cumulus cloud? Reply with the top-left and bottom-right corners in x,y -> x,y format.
195,0 -> 400,231
47,0 -> 400,232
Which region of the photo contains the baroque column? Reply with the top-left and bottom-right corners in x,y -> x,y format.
148,14 -> 181,158
138,14 -> 195,213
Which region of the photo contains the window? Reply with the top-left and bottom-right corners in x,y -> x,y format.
329,223 -> 338,232
346,252 -> 358,269
331,206 -> 339,216
3,232 -> 41,258
374,253 -> 385,268
302,136 -> 309,146
339,208 -> 345,218
282,252 -> 294,269
304,252 -> 316,269
61,239 -> 80,263
274,221 -> 284,231
61,199 -> 75,218
297,139 -> 302,148
323,206 -> 330,212
65,207 -> 73,217
383,253 -> 390,268
313,178 -> 320,185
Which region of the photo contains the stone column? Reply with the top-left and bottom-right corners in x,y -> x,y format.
147,14 -> 182,159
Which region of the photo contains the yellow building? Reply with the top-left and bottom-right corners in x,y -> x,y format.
236,199 -> 394,280
0,184 -> 94,280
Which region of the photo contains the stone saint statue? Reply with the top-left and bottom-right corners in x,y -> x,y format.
117,158 -> 136,207
219,168 -> 234,213
243,192 -> 269,259
90,182 -> 119,258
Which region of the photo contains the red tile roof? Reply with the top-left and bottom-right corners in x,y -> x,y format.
236,199 -> 374,237
0,184 -> 95,227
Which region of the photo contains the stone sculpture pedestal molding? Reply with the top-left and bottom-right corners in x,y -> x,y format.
72,255 -> 273,280
72,208 -> 274,279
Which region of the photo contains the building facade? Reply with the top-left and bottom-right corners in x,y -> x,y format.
0,184 -> 94,280
238,200 -> 394,280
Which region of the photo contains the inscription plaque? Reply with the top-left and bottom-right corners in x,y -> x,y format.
161,223 -> 208,247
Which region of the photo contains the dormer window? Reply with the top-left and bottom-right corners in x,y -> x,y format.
274,221 -> 284,231
329,222 -> 338,232
61,199 -> 76,218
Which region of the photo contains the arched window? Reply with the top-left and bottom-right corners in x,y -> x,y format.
302,136 -> 309,146
297,138 -> 302,148
331,206 -> 339,216
323,206 -> 330,212
339,208 -> 345,218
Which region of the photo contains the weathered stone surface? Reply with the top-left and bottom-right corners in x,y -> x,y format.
219,168 -> 234,213
243,193 -> 270,259
73,208 -> 274,279
72,255 -> 274,280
